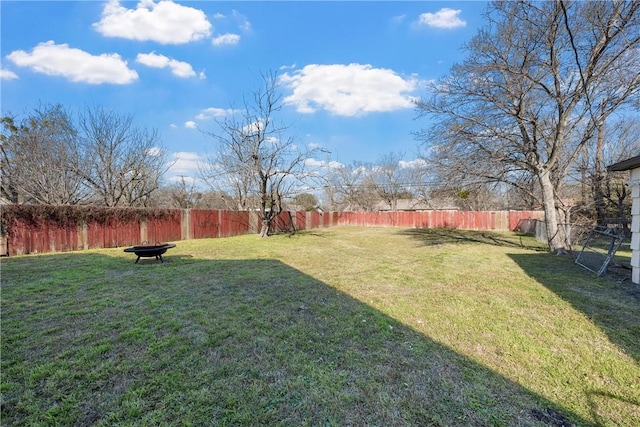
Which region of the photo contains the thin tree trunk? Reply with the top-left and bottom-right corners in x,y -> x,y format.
259,218 -> 270,237
581,145 -> 589,204
594,117 -> 606,225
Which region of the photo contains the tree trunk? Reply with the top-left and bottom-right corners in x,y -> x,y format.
539,169 -> 568,253
593,116 -> 606,225
259,218 -> 270,237
580,145 -> 589,204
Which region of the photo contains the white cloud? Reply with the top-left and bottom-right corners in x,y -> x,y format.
418,8 -> 466,29
169,123 -> 178,128
399,159 -> 427,169
305,158 -> 343,169
212,33 -> 241,46
146,146 -> 164,156
209,9 -> 250,47
231,10 -> 252,32
6,41 -> 138,84
0,69 -> 18,80
167,151 -> 202,179
185,121 -> 197,128
392,14 -> 406,25
279,63 -> 419,116
305,158 -> 324,168
242,120 -> 264,134
195,107 -> 237,120
136,52 -> 196,78
93,0 -> 211,44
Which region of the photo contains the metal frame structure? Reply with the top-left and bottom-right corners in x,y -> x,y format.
575,225 -> 626,277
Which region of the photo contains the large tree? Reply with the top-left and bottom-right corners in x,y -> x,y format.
76,106 -> 169,207
416,0 -> 640,252
201,72 -> 319,236
1,104 -> 88,205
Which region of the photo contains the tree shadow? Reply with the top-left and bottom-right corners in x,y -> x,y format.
508,252 -> 640,364
585,389 -> 640,427
2,252 -> 592,426
509,252 -> 640,425
398,227 -> 548,252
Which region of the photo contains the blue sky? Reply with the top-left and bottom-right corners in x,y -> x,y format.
1,1 -> 488,185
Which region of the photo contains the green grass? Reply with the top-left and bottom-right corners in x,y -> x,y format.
2,226 -> 639,426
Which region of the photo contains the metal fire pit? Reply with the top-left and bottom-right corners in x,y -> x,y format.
124,242 -> 176,264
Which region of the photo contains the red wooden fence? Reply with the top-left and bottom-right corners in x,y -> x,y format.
1,208 -> 544,256
146,210 -> 182,244
335,210 -> 534,230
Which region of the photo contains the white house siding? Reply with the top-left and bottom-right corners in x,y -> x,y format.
630,168 -> 640,284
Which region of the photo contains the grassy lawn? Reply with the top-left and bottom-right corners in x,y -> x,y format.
2,226 -> 639,426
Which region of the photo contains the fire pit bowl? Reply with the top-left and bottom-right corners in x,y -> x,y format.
123,242 -> 176,264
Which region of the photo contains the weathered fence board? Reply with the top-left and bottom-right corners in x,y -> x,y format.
221,210 -> 251,237
8,221 -> 79,255
295,211 -> 307,230
272,211 -> 294,233
309,211 -> 321,229
146,211 -> 182,244
86,220 -> 140,249
191,209 -> 220,239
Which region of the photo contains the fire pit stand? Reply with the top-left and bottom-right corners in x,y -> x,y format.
124,243 -> 176,264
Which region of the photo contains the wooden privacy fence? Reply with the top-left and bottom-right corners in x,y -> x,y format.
1,207 -> 543,256
336,210 -> 544,231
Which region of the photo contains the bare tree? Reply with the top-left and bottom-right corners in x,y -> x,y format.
1,115 -> 20,203
582,116 -> 640,227
201,71 -> 319,236
0,105 -> 88,205
416,1 -> 640,253
371,152 -> 412,211
163,176 -> 203,209
414,146 -> 536,211
590,117 -> 640,224
332,162 -> 379,211
151,185 -> 233,209
76,106 -> 169,207
200,150 -> 254,211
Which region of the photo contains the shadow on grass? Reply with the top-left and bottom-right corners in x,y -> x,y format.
2,252 -> 589,426
509,252 -> 640,425
398,227 -> 548,252
509,253 -> 640,363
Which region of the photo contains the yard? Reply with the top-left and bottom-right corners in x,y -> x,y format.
1,226 -> 639,426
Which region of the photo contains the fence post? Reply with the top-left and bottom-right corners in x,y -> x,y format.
140,219 -> 148,243
80,221 -> 89,250
181,209 -> 191,240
